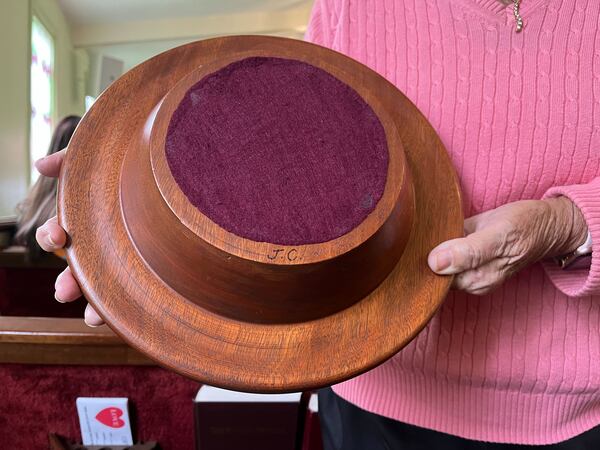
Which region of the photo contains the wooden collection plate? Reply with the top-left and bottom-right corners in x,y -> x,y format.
58,36 -> 463,393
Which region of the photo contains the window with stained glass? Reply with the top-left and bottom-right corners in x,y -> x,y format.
30,16 -> 55,183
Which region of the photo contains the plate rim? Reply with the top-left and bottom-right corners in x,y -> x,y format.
58,35 -> 463,393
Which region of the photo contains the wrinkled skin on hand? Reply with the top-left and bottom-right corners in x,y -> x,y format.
428,197 -> 588,295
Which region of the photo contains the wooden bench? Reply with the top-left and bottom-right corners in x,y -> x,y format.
0,245 -> 151,365
0,316 -> 152,365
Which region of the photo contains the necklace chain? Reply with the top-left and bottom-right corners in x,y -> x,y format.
513,0 -> 524,32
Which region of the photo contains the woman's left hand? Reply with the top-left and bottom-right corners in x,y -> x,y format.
427,197 -> 589,295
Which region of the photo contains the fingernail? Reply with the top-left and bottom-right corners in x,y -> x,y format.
433,250 -> 453,273
54,291 -> 66,303
54,271 -> 62,290
34,156 -> 47,170
46,232 -> 56,247
84,315 -> 102,328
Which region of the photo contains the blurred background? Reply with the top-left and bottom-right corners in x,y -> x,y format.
0,0 -> 313,218
0,2 -> 320,448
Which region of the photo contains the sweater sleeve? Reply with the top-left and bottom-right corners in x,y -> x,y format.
542,176 -> 600,297
304,0 -> 339,48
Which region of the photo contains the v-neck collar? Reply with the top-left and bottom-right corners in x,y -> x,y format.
458,0 -> 550,26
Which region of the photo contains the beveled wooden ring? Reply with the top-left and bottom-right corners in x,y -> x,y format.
122,49 -> 413,324
148,53 -> 407,265
58,36 -> 463,392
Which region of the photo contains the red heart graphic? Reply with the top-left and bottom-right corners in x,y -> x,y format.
95,407 -> 125,428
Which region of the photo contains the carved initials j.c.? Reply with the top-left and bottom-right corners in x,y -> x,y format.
267,248 -> 298,261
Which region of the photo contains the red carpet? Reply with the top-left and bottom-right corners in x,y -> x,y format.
0,364 -> 199,449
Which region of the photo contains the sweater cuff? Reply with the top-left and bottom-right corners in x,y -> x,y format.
542,177 -> 600,297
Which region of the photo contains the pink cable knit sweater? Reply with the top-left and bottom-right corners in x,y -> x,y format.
306,0 -> 600,444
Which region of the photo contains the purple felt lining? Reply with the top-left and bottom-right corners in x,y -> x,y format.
165,57 -> 388,245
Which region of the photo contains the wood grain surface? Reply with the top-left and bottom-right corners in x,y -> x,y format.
0,317 -> 151,365
120,47 -> 415,324
58,36 -> 463,392
148,52 -> 409,265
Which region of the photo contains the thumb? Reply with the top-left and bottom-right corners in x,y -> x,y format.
35,148 -> 66,178
428,227 -> 502,275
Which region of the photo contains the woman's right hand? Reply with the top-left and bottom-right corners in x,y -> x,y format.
34,149 -> 104,327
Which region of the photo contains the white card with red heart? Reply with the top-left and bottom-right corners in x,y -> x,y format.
76,397 -> 133,445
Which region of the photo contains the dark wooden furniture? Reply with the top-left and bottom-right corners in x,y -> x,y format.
0,216 -> 16,249
0,245 -> 66,269
0,250 -> 194,449
0,245 -> 150,365
49,434 -> 158,449
58,36 -> 463,392
0,316 -> 151,365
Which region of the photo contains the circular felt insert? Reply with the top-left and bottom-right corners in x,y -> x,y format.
165,57 -> 388,245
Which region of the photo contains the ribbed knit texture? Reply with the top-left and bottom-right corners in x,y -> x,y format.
306,0 -> 600,445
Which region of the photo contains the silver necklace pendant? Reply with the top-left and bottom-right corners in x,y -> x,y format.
513,0 -> 524,32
